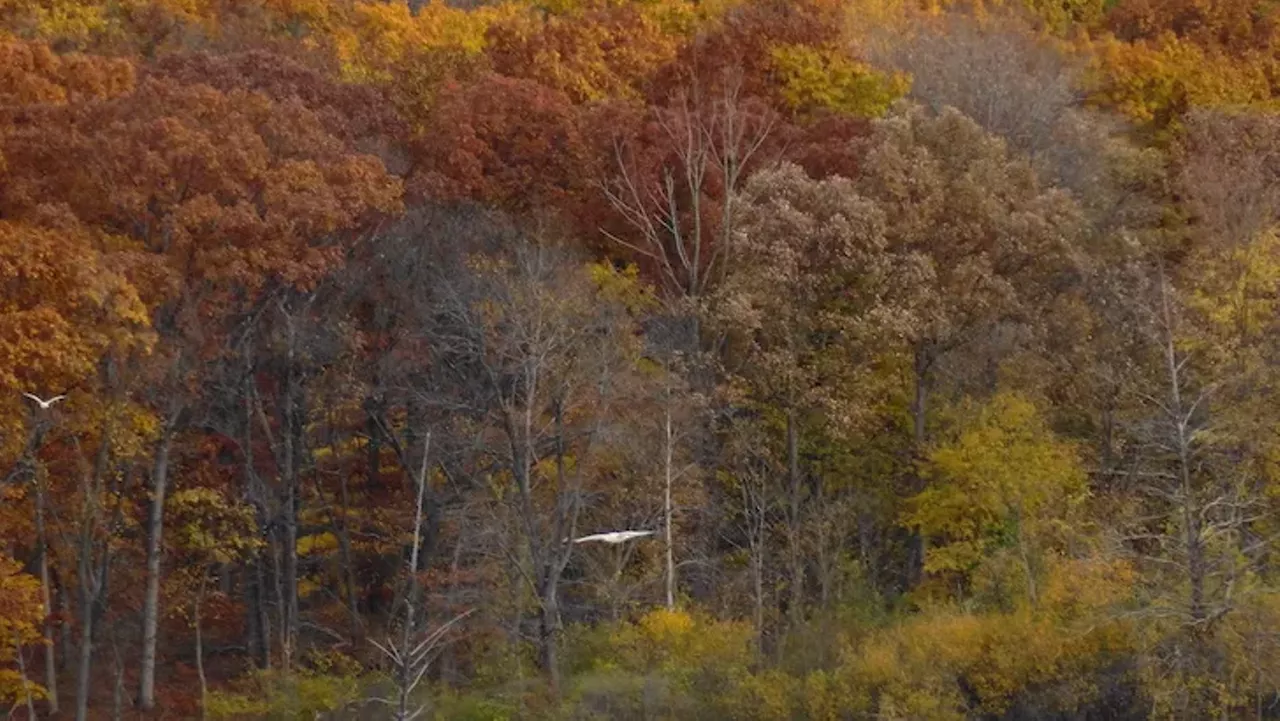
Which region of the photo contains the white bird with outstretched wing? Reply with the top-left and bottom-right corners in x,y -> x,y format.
22,392 -> 66,409
571,530 -> 655,544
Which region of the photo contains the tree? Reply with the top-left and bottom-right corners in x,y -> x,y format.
484,0 -> 683,103
905,391 -> 1089,606
1110,265 -> 1269,718
712,161 -> 921,626
407,73 -> 593,217
1,52 -> 401,712
425,235 -> 648,693
0,552 -> 44,713
851,102 -> 1087,584
165,486 -> 262,719
599,70 -> 780,301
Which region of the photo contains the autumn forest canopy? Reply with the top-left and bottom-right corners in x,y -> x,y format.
8,0 -> 1280,718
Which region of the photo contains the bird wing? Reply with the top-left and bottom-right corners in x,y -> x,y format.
21,392 -> 42,404
48,395 -> 65,403
572,533 -> 609,543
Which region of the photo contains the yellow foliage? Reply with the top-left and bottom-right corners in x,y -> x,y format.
1040,555 -> 1137,619
598,608 -> 754,680
844,593 -> 1134,719
335,0 -> 499,84
0,0 -> 110,46
0,553 -> 45,707
905,392 -> 1087,597
1083,33 -> 1276,129
168,486 -> 263,566
297,531 -> 339,557
1188,227 -> 1280,355
206,657 -> 362,720
587,261 -> 658,316
769,43 -> 910,117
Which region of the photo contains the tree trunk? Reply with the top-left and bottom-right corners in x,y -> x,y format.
538,592 -> 561,697
35,473 -> 58,714
248,554 -> 271,668
138,429 -> 175,710
74,559 -> 96,721
815,479 -> 833,609
281,369 -> 301,672
58,570 -> 72,672
664,399 -> 676,610
14,631 -> 35,720
744,470 -> 767,659
270,533 -> 289,673
906,341 -> 933,587
366,396 -> 383,492
335,469 -> 361,638
242,369 -> 272,670
195,576 -> 208,721
110,634 -> 124,721
75,414 -> 114,721
785,407 -> 803,625
752,534 -> 765,659
1159,280 -> 1207,624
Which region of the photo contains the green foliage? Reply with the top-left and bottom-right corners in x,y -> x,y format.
561,609 -> 756,719
206,652 -> 364,720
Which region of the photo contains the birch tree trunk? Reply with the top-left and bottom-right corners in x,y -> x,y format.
664,398 -> 676,610
138,426 -> 176,710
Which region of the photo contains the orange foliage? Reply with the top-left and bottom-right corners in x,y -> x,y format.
0,212 -> 151,393
486,1 -> 682,102
1105,0 -> 1280,53
0,74 -> 402,295
0,38 -> 134,106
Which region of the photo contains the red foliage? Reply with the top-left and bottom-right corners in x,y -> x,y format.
147,50 -> 411,169
784,110 -> 874,180
406,73 -> 594,216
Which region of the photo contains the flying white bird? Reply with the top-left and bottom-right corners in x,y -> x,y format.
22,393 -> 66,409
571,530 -> 655,544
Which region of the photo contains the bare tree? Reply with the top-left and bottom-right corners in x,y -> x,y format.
1110,264 -> 1271,718
427,236 -> 645,694
369,431 -> 474,721
600,68 -> 777,302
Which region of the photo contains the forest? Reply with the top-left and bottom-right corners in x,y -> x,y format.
3,0 -> 1280,717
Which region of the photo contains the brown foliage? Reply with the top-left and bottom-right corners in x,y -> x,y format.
1177,108 -> 1280,248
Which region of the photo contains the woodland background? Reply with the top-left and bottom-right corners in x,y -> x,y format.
2,0 -> 1280,717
